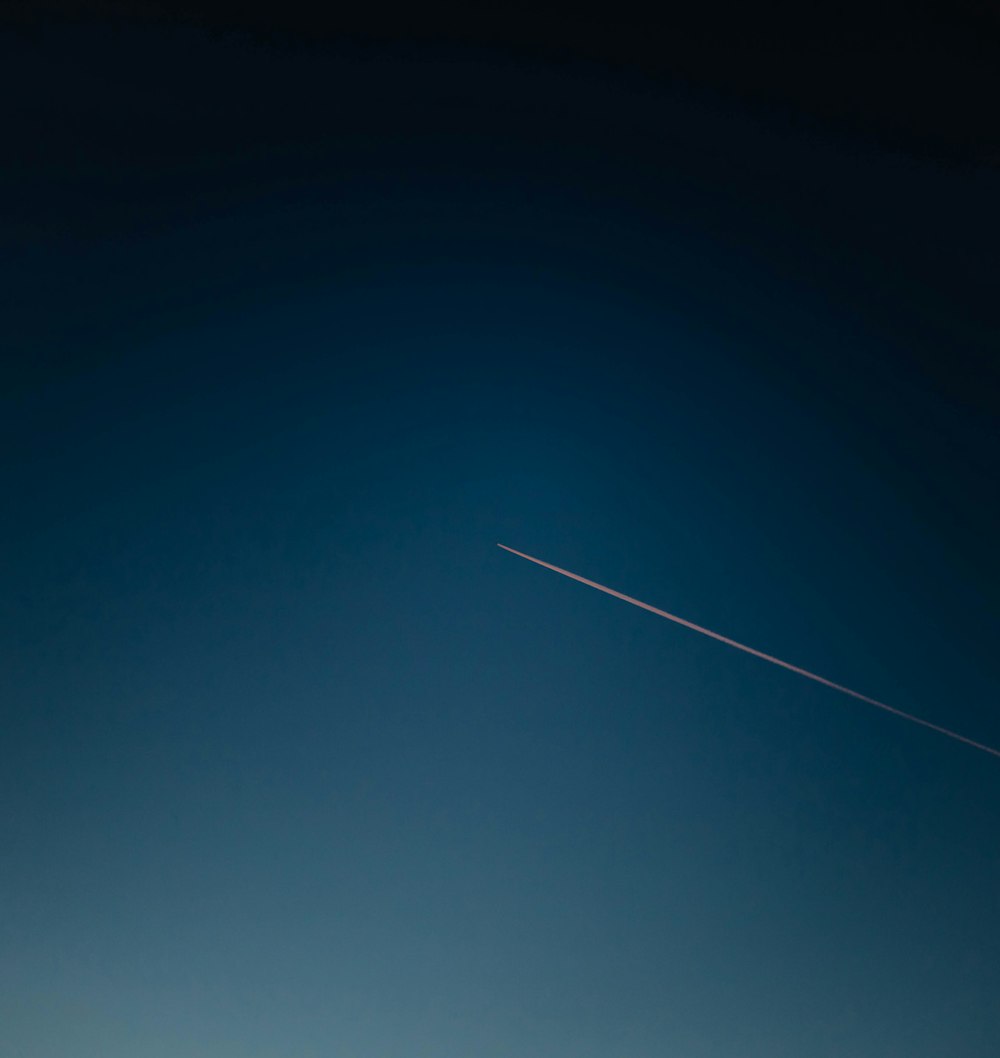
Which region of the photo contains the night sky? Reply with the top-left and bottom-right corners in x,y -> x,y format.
3,5 -> 999,1056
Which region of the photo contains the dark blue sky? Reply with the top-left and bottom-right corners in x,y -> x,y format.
3,14 -> 999,1057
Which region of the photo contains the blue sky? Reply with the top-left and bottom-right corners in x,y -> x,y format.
3,23 -> 999,1057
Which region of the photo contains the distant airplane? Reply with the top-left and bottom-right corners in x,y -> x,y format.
498,543 -> 1000,761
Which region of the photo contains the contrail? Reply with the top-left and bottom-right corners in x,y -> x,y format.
498,543 -> 1000,760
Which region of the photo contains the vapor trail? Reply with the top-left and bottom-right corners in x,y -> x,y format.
498,543 -> 1000,760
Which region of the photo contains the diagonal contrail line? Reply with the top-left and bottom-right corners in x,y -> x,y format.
498,543 -> 1000,760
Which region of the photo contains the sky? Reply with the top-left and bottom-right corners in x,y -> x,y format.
3,8 -> 999,1057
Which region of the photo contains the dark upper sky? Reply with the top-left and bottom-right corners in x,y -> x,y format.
3,5 -> 999,1056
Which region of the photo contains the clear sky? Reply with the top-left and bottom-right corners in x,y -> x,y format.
3,19 -> 999,1058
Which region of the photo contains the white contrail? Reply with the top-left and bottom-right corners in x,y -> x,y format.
498,543 -> 1000,761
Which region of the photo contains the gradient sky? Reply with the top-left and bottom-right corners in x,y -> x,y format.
3,14 -> 999,1058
